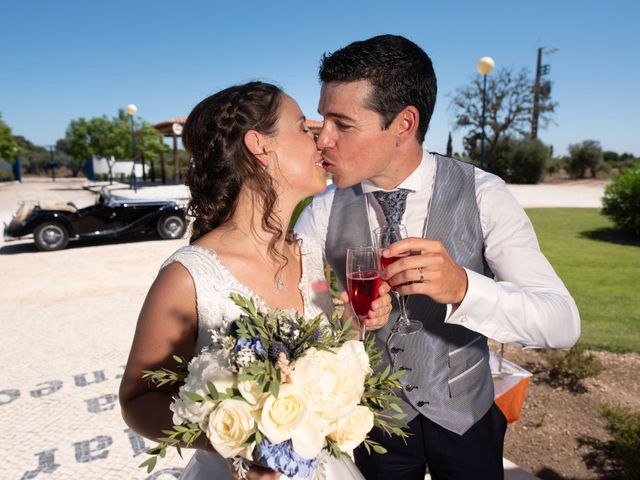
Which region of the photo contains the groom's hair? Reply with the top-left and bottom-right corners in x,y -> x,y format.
319,34 -> 437,143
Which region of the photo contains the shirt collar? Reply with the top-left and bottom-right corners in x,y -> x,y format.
361,148 -> 431,194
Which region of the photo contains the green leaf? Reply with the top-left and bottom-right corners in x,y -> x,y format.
269,380 -> 280,398
183,391 -> 205,403
206,381 -> 219,400
172,355 -> 185,364
372,444 -> 388,454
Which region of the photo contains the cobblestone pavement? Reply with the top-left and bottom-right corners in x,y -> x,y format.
1,179 -> 191,479
1,177 -> 601,479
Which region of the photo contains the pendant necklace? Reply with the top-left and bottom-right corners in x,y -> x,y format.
235,227 -> 286,291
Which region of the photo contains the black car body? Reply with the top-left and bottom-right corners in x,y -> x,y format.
3,187 -> 187,251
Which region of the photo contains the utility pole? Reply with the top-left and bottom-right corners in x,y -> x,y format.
531,47 -> 558,139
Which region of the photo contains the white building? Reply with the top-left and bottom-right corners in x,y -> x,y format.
93,156 -> 148,178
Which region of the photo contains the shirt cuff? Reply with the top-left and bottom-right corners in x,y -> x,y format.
445,268 -> 499,332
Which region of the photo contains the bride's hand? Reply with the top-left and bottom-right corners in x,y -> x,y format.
341,281 -> 392,333
230,462 -> 282,480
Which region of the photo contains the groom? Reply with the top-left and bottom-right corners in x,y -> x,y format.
296,35 -> 580,479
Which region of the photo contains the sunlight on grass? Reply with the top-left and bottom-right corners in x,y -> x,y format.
526,208 -> 640,353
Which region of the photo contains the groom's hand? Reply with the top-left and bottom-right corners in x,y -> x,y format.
381,237 -> 468,306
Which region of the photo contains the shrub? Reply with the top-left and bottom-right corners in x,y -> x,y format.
544,343 -> 603,388
0,169 -> 14,182
546,156 -> 565,175
599,404 -> 640,478
506,138 -> 549,183
602,163 -> 640,237
567,140 -> 604,178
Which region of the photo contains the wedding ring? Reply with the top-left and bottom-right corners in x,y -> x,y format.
417,267 -> 424,282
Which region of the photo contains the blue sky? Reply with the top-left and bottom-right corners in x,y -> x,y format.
1,0 -> 639,156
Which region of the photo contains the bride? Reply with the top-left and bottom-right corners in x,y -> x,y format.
119,82 -> 392,480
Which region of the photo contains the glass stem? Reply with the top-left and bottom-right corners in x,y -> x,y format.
359,316 -> 366,342
395,291 -> 409,326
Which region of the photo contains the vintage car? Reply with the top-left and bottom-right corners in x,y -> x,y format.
3,187 -> 188,251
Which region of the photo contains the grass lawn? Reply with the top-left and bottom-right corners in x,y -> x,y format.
526,208 -> 640,353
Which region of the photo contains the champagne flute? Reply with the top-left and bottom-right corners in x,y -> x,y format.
346,246 -> 381,341
373,224 -> 422,335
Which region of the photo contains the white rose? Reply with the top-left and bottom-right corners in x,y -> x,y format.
170,351 -> 236,427
291,413 -> 331,459
291,340 -> 371,422
258,384 -> 308,445
206,399 -> 256,459
238,378 -> 267,406
329,405 -> 374,455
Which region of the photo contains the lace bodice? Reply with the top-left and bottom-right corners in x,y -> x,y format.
161,233 -> 334,355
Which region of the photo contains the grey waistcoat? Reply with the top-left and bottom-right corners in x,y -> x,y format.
326,154 -> 494,435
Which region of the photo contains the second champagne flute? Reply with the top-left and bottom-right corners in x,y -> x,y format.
373,224 -> 422,335
346,246 -> 381,341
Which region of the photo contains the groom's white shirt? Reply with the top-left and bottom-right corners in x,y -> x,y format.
295,149 -> 581,349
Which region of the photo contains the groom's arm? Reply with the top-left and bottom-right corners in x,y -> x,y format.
382,172 -> 581,349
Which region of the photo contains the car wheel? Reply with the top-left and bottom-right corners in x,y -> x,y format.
157,214 -> 186,240
34,221 -> 69,251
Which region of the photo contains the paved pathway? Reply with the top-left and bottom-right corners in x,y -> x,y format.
1,178 -> 605,479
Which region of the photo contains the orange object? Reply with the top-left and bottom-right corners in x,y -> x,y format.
494,376 -> 531,423
490,352 -> 533,424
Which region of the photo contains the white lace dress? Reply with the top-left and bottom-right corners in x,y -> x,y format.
160,234 -> 364,480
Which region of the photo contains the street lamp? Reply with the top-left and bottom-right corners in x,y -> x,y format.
126,103 -> 138,193
477,56 -> 495,171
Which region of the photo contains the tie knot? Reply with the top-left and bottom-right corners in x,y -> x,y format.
373,189 -> 410,227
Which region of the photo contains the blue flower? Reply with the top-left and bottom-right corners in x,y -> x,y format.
235,336 -> 267,359
255,439 -> 317,478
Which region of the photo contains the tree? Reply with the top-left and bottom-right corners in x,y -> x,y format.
505,138 -> 550,184
446,132 -> 453,157
14,136 -> 49,174
0,113 -> 20,161
65,111 -> 168,181
54,138 -> 83,177
567,140 -> 603,178
449,67 -> 556,173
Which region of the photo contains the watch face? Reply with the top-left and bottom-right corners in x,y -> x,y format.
172,122 -> 183,135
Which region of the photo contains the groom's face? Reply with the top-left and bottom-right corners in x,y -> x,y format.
317,80 -> 397,189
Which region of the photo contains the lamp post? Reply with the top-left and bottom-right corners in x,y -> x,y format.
48,145 -> 57,182
126,103 -> 138,193
477,56 -> 495,171
171,122 -> 183,184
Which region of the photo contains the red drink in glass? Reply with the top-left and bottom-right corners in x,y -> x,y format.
380,251 -> 410,269
347,270 -> 381,317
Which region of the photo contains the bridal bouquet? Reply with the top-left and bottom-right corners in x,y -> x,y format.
140,293 -> 407,479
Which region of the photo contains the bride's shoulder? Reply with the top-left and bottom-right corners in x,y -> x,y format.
161,244 -> 224,278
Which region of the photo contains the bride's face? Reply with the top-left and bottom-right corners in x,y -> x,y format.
270,95 -> 326,197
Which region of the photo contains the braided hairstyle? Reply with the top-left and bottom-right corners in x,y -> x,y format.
183,82 -> 284,256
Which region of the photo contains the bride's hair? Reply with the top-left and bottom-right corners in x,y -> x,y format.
183,81 -> 285,254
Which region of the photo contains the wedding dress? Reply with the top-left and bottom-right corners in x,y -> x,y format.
160,233 -> 365,480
